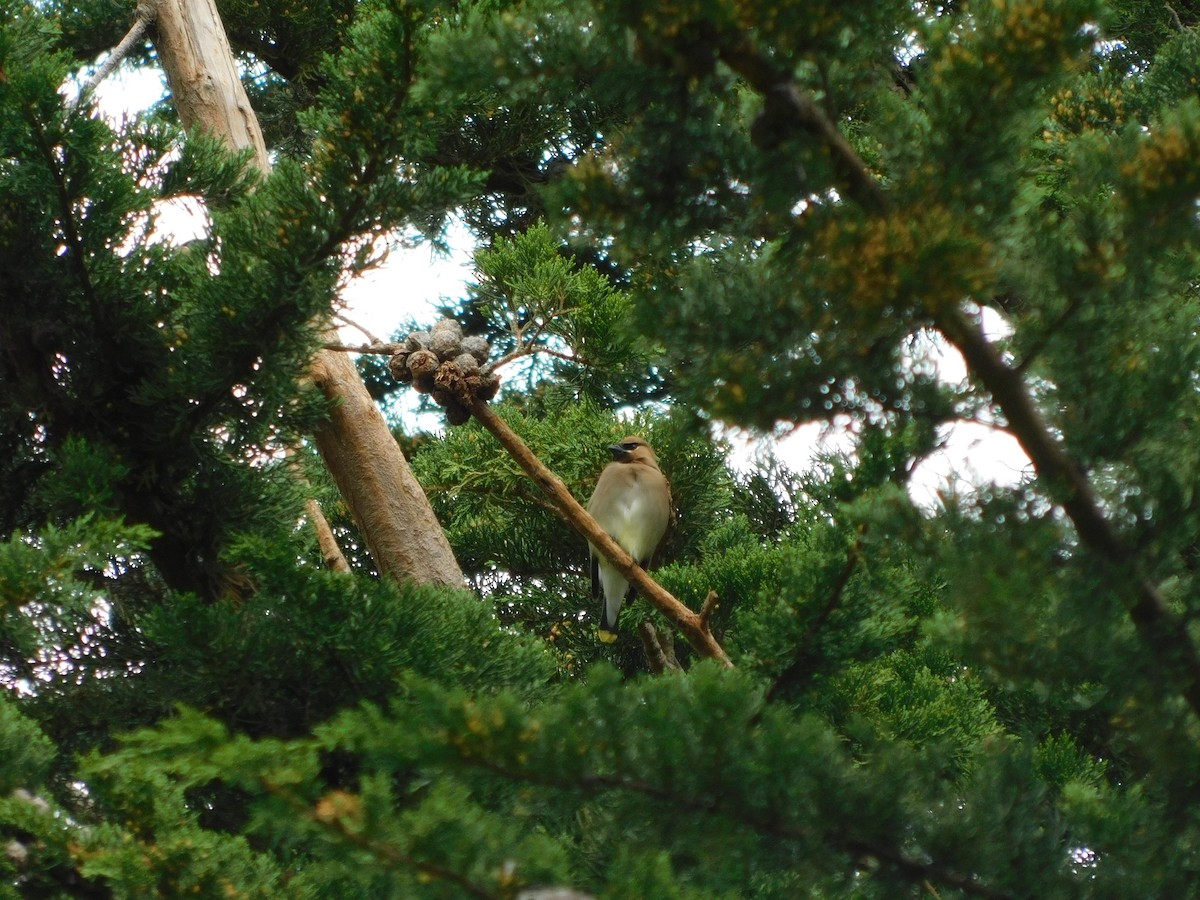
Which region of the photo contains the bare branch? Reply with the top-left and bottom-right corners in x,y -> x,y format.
305,498 -> 351,573
68,1 -> 159,112
323,341 -> 400,356
334,311 -> 388,347
638,621 -> 683,674
484,343 -> 582,375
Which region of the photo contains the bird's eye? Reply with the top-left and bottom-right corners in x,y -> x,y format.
622,442 -> 638,450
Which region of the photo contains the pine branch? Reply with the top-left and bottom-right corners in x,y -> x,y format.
26,118 -> 100,324
714,34 -> 888,216
699,30 -> 1200,720
764,531 -> 863,705
465,758 -> 1010,900
261,781 -> 500,900
466,398 -> 732,667
937,305 -> 1200,719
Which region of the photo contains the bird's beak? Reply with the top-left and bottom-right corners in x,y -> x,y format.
608,443 -> 629,461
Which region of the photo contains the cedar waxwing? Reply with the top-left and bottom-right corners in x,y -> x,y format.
587,436 -> 672,643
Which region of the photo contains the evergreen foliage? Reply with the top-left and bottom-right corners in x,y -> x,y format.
3,0 -> 1200,896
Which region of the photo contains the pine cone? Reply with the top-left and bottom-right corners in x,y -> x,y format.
460,334 -> 490,364
407,349 -> 439,377
388,351 -> 413,382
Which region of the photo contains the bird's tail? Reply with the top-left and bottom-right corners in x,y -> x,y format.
597,567 -> 629,643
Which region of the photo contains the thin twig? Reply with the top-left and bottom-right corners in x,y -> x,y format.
334,311 -> 388,347
638,621 -> 683,674
323,341 -> 400,355
1166,3 -> 1185,31
1011,295 -> 1083,375
698,590 -> 720,629
483,344 -> 582,375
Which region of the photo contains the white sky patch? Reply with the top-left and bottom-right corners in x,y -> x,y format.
91,62 -> 168,121
723,310 -> 1032,506
907,311 -> 1031,505
340,219 -> 476,342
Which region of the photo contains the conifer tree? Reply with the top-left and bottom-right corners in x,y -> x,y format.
3,0 -> 1200,897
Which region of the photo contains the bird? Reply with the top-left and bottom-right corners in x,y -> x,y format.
586,435 -> 672,643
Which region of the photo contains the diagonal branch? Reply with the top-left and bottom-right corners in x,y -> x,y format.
466,398 -> 732,667
936,304 -> 1200,718
714,34 -> 888,215
68,1 -> 158,112
765,531 -> 864,705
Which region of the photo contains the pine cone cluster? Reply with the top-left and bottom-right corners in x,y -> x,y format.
389,318 -> 499,426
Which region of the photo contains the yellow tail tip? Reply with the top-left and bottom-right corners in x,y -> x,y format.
597,628 -> 618,644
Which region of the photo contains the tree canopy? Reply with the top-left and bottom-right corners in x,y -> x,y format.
3,0 -> 1200,896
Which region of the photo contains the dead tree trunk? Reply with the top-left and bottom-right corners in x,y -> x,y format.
151,0 -> 465,587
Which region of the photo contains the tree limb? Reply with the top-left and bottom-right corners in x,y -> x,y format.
464,757 -> 1009,899
68,1 -> 158,112
305,498 -> 350,573
936,304 -> 1200,719
466,398 -> 732,667
153,0 -> 464,588
323,341 -> 400,355
333,311 -> 388,347
765,532 -> 863,705
707,35 -> 1200,718
714,34 -> 888,216
261,780 -> 499,900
